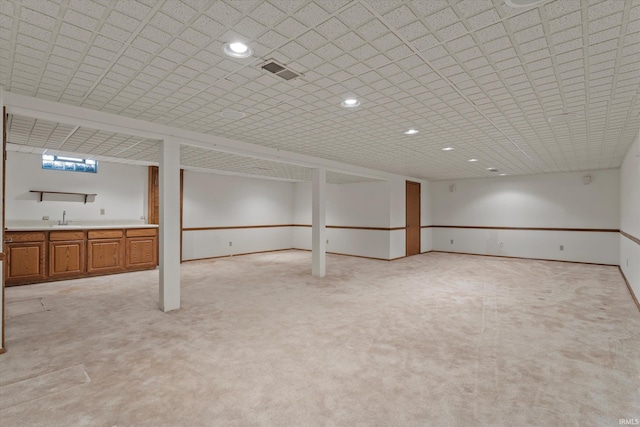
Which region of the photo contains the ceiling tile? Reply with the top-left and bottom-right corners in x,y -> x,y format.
316,17 -> 349,39
3,0 -> 639,182
466,9 -> 500,31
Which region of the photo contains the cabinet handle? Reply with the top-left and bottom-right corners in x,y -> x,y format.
5,238 -> 13,243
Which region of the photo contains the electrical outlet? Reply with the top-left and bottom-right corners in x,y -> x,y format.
229,241 -> 232,247
42,215 -> 49,220
559,245 -> 564,251
326,239 -> 329,244
450,239 -> 454,244
499,242 -> 504,248
100,208 -> 105,215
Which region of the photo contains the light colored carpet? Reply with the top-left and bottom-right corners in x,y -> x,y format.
0,251 -> 638,426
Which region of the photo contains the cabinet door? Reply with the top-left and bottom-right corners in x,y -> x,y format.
6,242 -> 46,284
126,237 -> 157,269
88,239 -> 124,274
49,241 -> 86,278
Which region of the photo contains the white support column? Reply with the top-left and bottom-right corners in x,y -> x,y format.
159,138 -> 181,312
312,167 -> 326,277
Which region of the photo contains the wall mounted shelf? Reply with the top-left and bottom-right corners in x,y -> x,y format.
30,190 -> 97,204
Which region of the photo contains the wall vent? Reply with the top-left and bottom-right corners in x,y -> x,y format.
261,60 -> 301,81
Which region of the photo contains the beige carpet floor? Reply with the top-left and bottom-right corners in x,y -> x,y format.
0,251 -> 638,426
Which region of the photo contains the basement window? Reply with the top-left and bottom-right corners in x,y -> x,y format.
42,154 -> 98,173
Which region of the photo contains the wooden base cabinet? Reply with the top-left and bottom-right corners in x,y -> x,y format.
6,242 -> 46,283
4,227 -> 157,286
48,230 -> 86,279
88,230 -> 125,274
49,241 -> 86,278
126,229 -> 157,270
5,231 -> 46,284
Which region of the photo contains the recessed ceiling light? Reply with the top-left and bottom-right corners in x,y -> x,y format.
404,129 -> 419,135
223,42 -> 252,58
341,98 -> 360,108
219,110 -> 246,120
547,113 -> 579,123
468,158 -> 478,162
504,0 -> 546,8
499,173 -> 507,176
442,147 -> 454,151
487,167 -> 498,172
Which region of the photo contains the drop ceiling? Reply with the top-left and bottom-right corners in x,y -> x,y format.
1,0 -> 639,181
5,114 -> 381,184
6,114 -> 160,160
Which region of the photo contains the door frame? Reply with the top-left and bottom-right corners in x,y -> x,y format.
1,107 -> 6,353
405,180 -> 421,256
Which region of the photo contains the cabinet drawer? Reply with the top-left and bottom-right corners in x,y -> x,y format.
88,229 -> 123,239
126,228 -> 157,237
5,231 -> 46,242
50,230 -> 86,241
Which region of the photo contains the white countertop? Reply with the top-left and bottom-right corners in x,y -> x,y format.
6,224 -> 159,231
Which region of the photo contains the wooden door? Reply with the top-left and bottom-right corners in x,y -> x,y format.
406,181 -> 421,256
6,242 -> 46,284
126,237 -> 157,269
49,241 -> 86,278
88,239 -> 125,274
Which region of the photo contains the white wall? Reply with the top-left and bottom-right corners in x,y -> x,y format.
293,180 -> 392,227
430,169 -> 620,264
5,152 -> 147,223
620,135 -> 640,302
431,169 -> 619,228
389,177 -> 406,259
183,227 -> 294,260
293,180 -> 401,260
293,178 -> 431,260
293,226 -> 395,260
182,172 -> 294,260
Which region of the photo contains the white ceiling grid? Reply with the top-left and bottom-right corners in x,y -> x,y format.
1,0 -> 639,181
6,114 -> 161,160
181,145 -> 382,184
5,114 -> 378,184
5,142 -> 158,167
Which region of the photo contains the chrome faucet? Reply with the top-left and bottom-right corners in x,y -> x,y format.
59,210 -> 67,225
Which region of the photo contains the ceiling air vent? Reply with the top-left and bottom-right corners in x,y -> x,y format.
261,60 -> 301,81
